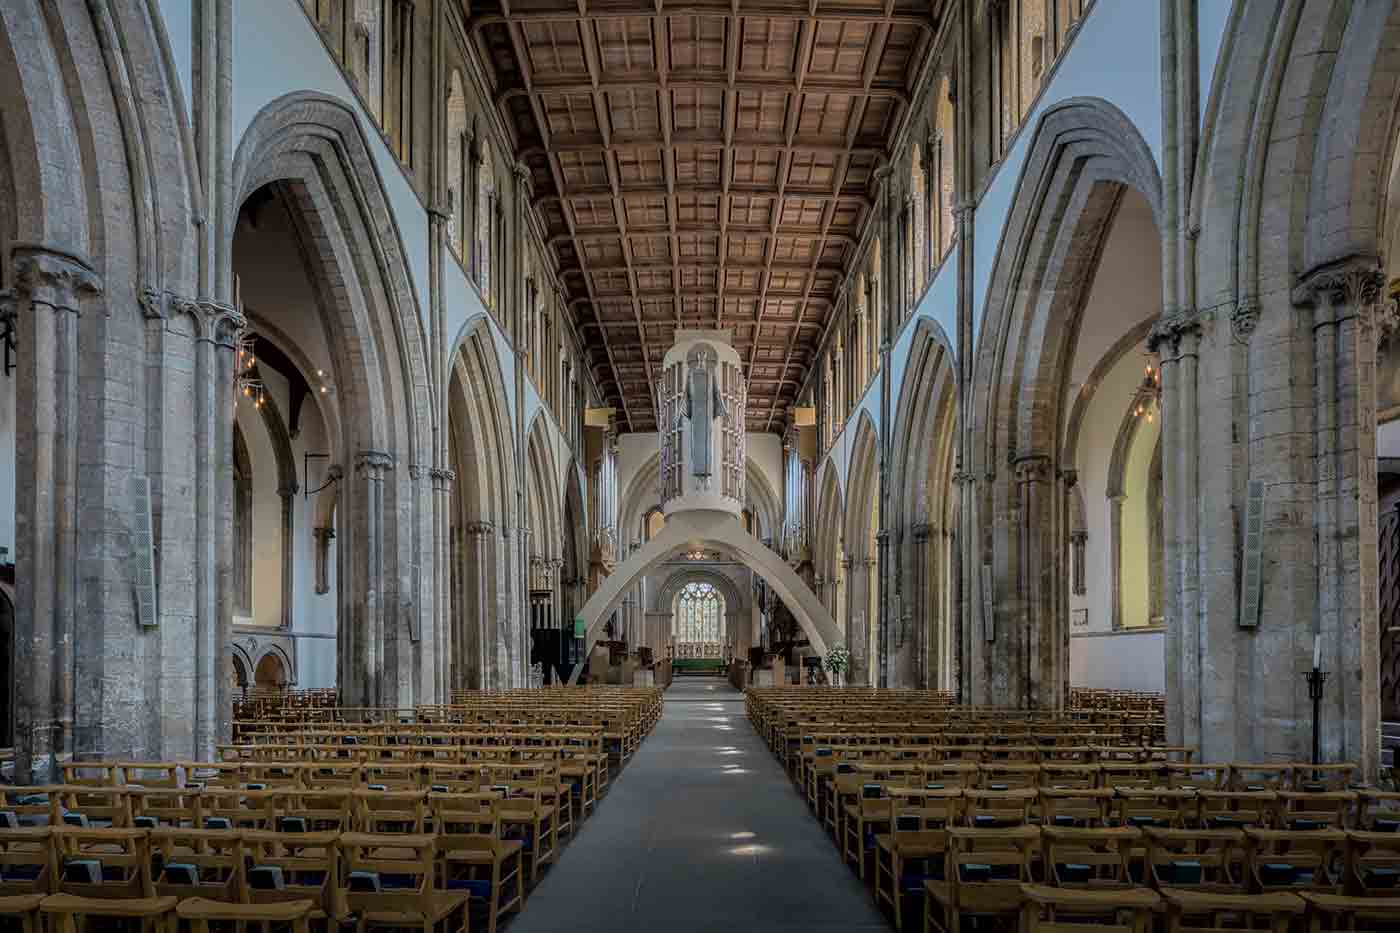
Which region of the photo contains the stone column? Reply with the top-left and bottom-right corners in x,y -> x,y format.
431,467 -> 455,698
345,450 -> 393,707
1014,454 -> 1057,708
1294,260 -> 1384,775
913,523 -> 932,688
278,484 -> 297,630
465,520 -> 493,688
11,246 -> 100,782
1150,311 -> 1201,749
313,525 -> 336,595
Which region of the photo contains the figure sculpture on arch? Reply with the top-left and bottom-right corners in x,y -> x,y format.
682,344 -> 728,490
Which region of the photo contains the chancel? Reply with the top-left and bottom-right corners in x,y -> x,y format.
3,1 -> 1400,931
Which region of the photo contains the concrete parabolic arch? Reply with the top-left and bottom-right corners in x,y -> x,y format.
566,510 -> 841,684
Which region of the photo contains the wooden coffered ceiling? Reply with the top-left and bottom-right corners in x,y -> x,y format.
469,0 -> 941,432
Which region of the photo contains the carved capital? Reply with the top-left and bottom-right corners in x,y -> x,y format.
12,245 -> 102,314
430,467 -> 457,486
354,449 -> 394,476
313,526 -> 337,542
912,523 -> 932,542
197,299 -> 245,348
408,463 -> 426,481
1293,256 -> 1384,310
951,470 -> 977,487
466,520 -> 495,536
1013,455 -> 1051,485
1147,309 -> 1201,354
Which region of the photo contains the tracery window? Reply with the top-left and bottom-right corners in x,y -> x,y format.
673,582 -> 724,658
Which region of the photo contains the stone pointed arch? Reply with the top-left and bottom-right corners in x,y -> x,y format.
969,96 -> 1163,711
566,511 -> 841,684
890,318 -> 958,688
232,92 -> 438,707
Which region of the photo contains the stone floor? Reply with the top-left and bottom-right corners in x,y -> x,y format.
508,677 -> 887,932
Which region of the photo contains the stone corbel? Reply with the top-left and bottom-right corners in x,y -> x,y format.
1230,298 -> 1260,341
355,450 -> 394,476
1147,309 -> 1202,356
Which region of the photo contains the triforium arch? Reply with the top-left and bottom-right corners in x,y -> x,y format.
1182,0 -> 1400,774
448,316 -> 518,690
970,96 -> 1163,710
231,91 -> 438,709
891,319 -> 959,690
843,412 -> 882,686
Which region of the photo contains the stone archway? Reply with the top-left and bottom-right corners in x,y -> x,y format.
968,97 -> 1163,710
567,511 -> 841,684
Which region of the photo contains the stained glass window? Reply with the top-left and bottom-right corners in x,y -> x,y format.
673,582 -> 724,658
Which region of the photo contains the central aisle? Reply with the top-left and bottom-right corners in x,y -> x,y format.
510,677 -> 886,933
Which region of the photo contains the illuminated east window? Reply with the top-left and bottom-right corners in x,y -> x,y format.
673,582 -> 724,659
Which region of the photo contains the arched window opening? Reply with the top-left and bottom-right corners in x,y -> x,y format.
935,73 -> 956,258
478,142 -> 494,302
673,582 -> 724,659
445,71 -> 468,259
910,144 -> 926,304
233,424 -> 253,616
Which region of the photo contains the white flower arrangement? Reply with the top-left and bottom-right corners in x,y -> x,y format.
823,643 -> 851,676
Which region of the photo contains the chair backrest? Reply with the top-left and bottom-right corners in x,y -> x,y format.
1114,788 -> 1195,830
52,785 -> 131,828
60,762 -> 119,787
149,827 -> 245,901
1039,788 -> 1113,828
118,762 -> 181,789
963,789 -> 1036,828
52,826 -> 155,899
430,793 -> 501,837
0,827 -> 54,895
1273,790 -> 1355,830
305,762 -> 363,791
200,788 -> 277,831
1041,826 -> 1141,887
944,826 -> 1037,896
1142,827 -> 1248,890
362,762 -> 422,792
277,790 -> 354,832
1243,827 -> 1346,892
1196,790 -> 1276,829
354,790 -> 428,834
1228,763 -> 1293,792
128,787 -> 201,829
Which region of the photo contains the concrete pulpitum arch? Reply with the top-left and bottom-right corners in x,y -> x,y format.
567,511 -> 841,683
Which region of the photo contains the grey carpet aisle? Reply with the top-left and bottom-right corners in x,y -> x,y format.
508,677 -> 886,933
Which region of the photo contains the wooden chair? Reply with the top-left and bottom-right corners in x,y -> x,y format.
278,789 -> 354,833
177,895 -> 315,933
1290,763 -> 1359,792
1228,763 -> 1294,793
874,810 -> 949,931
496,787 -> 557,886
1019,883 -> 1159,933
1040,826 -> 1141,888
1244,827 -> 1347,893
116,762 -> 181,790
843,791 -> 893,882
200,787 -> 278,830
432,795 -> 525,933
923,825 -> 1038,933
338,832 -> 468,933
1357,790 -> 1400,831
1158,889 -> 1303,933
1166,764 -> 1228,792
59,762 -> 120,788
0,827 -> 54,933
51,786 -> 131,828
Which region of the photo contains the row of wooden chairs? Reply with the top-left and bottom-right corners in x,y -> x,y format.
0,823 -> 513,933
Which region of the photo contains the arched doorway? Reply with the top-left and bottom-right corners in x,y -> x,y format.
672,582 -> 725,660
254,652 -> 289,691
